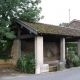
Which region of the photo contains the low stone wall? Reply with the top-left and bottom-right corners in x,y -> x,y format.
0,59 -> 13,68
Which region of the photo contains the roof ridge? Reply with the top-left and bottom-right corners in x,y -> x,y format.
66,19 -> 80,27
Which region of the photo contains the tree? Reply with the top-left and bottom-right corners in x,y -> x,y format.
59,22 -> 68,27
0,0 -> 43,59
0,0 -> 43,40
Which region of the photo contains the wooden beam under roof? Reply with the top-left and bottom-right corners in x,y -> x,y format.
16,34 -> 35,39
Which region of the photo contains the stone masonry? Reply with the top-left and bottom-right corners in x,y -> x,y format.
21,41 -> 60,62
11,39 -> 21,66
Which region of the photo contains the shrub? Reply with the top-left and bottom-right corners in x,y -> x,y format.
66,51 -> 80,67
66,51 -> 75,68
73,55 -> 80,67
66,51 -> 75,62
0,40 -> 13,60
16,53 -> 35,73
73,60 -> 80,67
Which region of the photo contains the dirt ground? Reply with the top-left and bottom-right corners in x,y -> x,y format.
0,68 -> 27,77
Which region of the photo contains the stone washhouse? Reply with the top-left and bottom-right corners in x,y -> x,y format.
11,19 -> 80,74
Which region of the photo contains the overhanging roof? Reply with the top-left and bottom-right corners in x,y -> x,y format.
15,19 -> 80,37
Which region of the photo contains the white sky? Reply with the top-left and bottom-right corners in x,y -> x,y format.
39,0 -> 80,25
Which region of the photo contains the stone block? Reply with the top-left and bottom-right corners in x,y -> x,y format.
40,64 -> 49,73
57,62 -> 65,71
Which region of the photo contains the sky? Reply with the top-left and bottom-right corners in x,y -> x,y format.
39,0 -> 80,25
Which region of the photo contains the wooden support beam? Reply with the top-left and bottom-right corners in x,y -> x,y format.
16,34 -> 35,39
66,37 -> 79,42
18,26 -> 21,36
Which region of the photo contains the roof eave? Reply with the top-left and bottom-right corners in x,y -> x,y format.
14,19 -> 38,35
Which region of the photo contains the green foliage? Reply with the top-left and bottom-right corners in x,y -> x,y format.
66,42 -> 78,47
66,42 -> 78,53
0,40 -> 13,59
0,0 -> 43,40
73,60 -> 80,67
20,0 -> 44,22
66,51 -> 80,67
16,53 -> 35,73
73,55 -> 80,67
59,22 -> 68,27
66,51 -> 75,62
0,0 -> 43,60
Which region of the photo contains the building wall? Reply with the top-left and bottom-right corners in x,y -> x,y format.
44,42 -> 60,62
21,41 -> 60,62
21,41 -> 34,55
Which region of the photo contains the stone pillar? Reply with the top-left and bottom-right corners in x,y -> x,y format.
59,38 -> 65,70
78,39 -> 80,55
60,38 -> 65,62
35,36 -> 43,74
11,39 -> 21,66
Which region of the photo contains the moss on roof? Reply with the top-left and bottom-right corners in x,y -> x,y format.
21,20 -> 80,37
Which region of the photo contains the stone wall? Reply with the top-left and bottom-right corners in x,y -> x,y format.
11,39 -> 21,66
44,42 -> 60,62
21,41 -> 60,62
21,41 -> 34,55
0,40 -> 60,68
0,59 -> 13,68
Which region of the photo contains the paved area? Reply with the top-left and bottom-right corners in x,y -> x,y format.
1,67 -> 80,80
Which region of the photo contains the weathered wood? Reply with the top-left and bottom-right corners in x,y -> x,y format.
18,26 -> 21,36
17,34 -> 35,39
66,37 -> 79,42
44,60 -> 59,64
15,19 -> 38,35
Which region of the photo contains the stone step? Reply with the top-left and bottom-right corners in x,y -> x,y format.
49,66 -> 57,72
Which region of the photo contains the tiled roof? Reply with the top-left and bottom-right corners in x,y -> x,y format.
66,19 -> 80,29
16,19 -> 80,37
